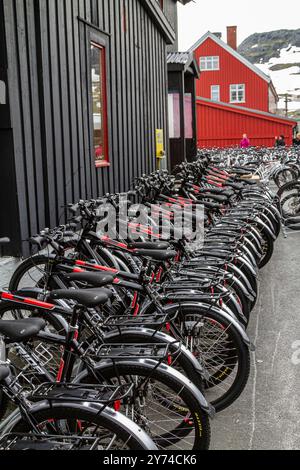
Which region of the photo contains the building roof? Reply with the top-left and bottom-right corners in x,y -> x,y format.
189,31 -> 272,84
167,51 -> 192,65
196,96 -> 298,125
167,51 -> 200,77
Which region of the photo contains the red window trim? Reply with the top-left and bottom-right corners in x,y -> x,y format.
91,41 -> 109,168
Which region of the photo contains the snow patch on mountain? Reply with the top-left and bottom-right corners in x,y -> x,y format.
255,45 -> 300,112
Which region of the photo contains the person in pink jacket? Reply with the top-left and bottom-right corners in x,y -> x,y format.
240,134 -> 250,148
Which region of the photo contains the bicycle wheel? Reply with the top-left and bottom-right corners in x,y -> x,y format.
176,305 -> 251,412
75,361 -> 211,450
6,403 -> 157,450
9,255 -> 60,292
274,168 -> 298,188
0,304 -> 66,419
256,226 -> 274,268
277,180 -> 300,198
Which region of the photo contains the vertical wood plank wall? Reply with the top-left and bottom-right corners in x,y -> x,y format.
2,0 -> 169,255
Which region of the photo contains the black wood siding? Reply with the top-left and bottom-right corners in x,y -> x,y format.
2,0 -> 170,255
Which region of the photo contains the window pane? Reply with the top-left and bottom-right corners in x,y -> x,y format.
230,84 -> 245,102
230,86 -> 236,101
91,43 -> 107,166
213,57 -> 219,69
184,93 -> 193,139
211,85 -> 220,101
168,93 -> 181,138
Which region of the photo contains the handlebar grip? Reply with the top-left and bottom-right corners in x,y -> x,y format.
66,223 -> 78,230
29,236 -> 47,250
69,204 -> 79,215
63,231 -> 76,237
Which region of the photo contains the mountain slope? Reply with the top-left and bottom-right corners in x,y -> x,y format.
238,29 -> 300,117
238,29 -> 300,64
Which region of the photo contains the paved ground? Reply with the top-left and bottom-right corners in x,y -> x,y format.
211,233 -> 300,450
0,257 -> 20,290
0,233 -> 300,450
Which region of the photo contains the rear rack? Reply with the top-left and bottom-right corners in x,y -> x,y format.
29,382 -> 133,404
163,290 -> 231,302
102,311 -> 178,327
89,342 -> 182,360
0,433 -> 104,451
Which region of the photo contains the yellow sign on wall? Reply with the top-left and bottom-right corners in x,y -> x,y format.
156,129 -> 165,159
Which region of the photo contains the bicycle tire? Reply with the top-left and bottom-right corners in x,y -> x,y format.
176,304 -> 251,412
6,403 -> 157,450
74,361 -> 211,450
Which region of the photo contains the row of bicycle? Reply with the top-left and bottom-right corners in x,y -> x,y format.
198,147 -> 300,232
0,155 -> 281,450
198,146 -> 300,188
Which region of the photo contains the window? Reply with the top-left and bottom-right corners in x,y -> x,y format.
91,42 -> 109,167
211,85 -> 220,102
200,56 -> 219,71
168,93 -> 181,138
230,84 -> 245,103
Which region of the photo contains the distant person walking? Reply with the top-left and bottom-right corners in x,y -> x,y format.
293,133 -> 300,146
275,135 -> 286,147
240,134 -> 250,148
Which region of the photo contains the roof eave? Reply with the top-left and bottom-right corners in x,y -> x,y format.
140,0 -> 176,45
167,52 -> 201,78
196,97 -> 298,124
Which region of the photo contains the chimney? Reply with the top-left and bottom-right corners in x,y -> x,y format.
213,32 -> 222,40
227,26 -> 237,50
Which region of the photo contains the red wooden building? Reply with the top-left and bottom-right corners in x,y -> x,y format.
189,28 -> 297,148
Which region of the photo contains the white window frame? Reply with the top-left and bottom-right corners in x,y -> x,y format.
230,84 -> 245,103
211,85 -> 220,101
200,56 -> 219,71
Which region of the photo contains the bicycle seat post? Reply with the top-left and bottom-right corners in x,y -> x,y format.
60,304 -> 83,383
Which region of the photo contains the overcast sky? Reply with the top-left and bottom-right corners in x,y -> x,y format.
178,0 -> 300,51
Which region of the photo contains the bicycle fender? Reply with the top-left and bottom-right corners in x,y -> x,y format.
160,301 -> 255,352
73,358 -> 215,418
0,401 -> 158,450
103,327 -> 209,379
255,217 -> 276,241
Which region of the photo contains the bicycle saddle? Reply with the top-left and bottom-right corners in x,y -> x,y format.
224,182 -> 244,190
196,193 -> 229,203
0,366 -> 10,383
199,188 -> 235,198
0,318 -> 46,342
64,272 -> 116,287
240,179 -> 258,186
0,238 -> 10,246
49,289 -> 111,307
132,249 -> 177,262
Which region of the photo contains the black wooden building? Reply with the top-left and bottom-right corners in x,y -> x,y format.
167,51 -> 200,170
0,0 -> 192,256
